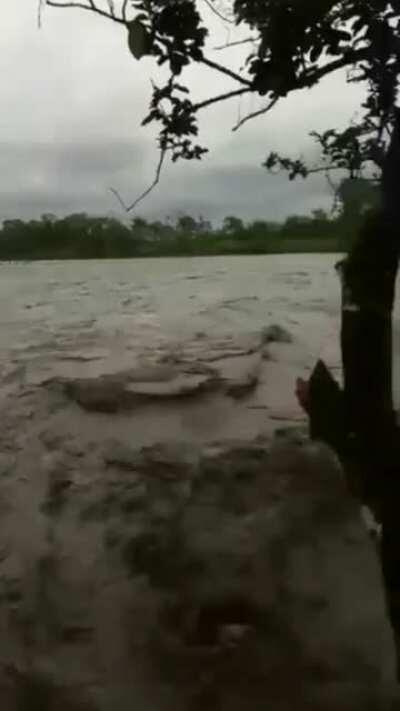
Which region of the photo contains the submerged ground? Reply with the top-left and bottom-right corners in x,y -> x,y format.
0,254 -> 398,709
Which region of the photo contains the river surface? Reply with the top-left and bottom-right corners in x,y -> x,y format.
0,254 -> 396,709
1,253 -> 399,399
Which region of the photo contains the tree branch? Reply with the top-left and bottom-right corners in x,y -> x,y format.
194,87 -> 250,111
47,2 -> 253,89
45,0 -> 126,24
110,148 -> 167,212
199,56 -> 252,86
232,97 -> 278,132
196,51 -> 369,118
230,51 -> 370,131
48,4 -> 363,94
297,50 -> 369,90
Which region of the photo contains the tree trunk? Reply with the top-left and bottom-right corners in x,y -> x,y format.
305,112 -> 400,679
339,208 -> 400,677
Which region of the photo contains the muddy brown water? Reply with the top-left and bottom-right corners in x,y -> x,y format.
1,253 -> 399,400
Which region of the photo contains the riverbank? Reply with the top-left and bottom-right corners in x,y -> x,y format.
0,212 -> 346,261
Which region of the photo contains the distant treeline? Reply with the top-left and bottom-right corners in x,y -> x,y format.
0,210 -> 354,260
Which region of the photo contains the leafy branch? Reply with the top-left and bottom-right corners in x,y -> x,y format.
264,124 -> 383,182
45,1 -> 400,210
46,0 -> 126,23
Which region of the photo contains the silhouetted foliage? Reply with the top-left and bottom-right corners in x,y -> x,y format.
46,0 -> 400,201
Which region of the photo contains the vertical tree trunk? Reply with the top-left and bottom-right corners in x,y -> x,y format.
338,114 -> 400,678
301,113 -> 400,679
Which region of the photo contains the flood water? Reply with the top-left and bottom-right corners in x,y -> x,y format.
1,253 -> 399,400
0,253 -> 397,708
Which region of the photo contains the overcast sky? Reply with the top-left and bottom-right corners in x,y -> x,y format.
1,1 -> 366,224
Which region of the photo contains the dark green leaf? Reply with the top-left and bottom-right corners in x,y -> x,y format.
128,19 -> 150,60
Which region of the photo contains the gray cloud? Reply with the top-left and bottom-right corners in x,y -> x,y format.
139,165 -> 333,224
0,140 -> 333,223
0,140 -> 145,220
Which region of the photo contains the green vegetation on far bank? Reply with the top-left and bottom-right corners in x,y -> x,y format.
0,210 -> 358,261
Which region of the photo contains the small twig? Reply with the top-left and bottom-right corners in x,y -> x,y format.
325,169 -> 339,193
106,0 -> 116,18
232,97 -> 278,131
324,170 -> 340,213
109,187 -> 131,212
38,0 -> 44,27
307,165 -> 338,175
213,37 -> 255,51
122,0 -> 129,22
45,0 -> 125,23
202,0 -> 234,24
194,87 -> 250,111
236,93 -> 242,128
110,148 -> 166,212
